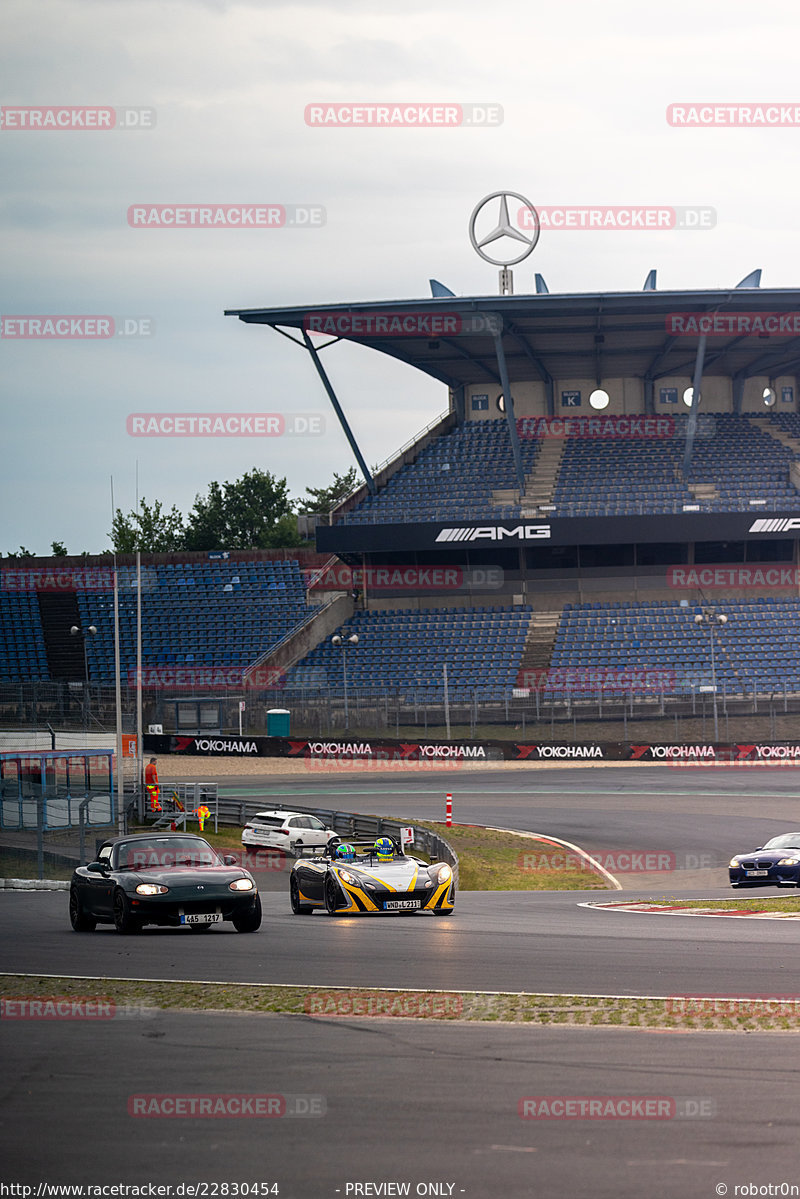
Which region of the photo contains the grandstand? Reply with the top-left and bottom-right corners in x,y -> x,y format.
3,279 -> 800,742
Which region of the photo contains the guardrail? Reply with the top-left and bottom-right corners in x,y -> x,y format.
213,796 -> 459,887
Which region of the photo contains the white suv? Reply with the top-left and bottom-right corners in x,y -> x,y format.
241,810 -> 337,856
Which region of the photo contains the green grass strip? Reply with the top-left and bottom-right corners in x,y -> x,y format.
2,974 -> 798,1031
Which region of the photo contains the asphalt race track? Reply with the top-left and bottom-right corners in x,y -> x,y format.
3,765 -> 800,1198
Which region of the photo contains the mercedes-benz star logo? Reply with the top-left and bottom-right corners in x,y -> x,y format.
469,191 -> 540,266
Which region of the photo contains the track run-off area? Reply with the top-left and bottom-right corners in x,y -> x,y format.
4,762 -> 800,1199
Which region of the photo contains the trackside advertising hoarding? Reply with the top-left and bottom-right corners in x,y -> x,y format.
142,736 -> 800,763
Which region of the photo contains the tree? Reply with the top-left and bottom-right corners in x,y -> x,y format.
299,467 -> 360,514
109,499 -> 186,553
4,546 -> 35,559
184,468 -> 298,550
51,541 -> 68,557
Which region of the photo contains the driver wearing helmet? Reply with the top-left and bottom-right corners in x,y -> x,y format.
335,843 -> 356,862
374,836 -> 394,861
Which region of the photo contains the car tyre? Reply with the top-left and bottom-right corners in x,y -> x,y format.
232,894 -> 262,933
290,876 -> 313,915
69,887 -> 96,932
432,908 -> 454,916
113,889 -> 142,935
324,876 -> 341,916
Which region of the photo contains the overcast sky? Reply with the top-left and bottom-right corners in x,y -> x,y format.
2,0 -> 800,555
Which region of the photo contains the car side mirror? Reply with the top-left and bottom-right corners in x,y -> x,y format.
223,854 -> 237,865
86,861 -> 107,874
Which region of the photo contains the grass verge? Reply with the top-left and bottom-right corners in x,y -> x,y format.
627,895 -> 800,913
409,821 -> 608,891
1,974 -> 797,1031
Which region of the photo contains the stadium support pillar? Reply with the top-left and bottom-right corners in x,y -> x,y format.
643,376 -> 654,416
301,331 -> 376,495
493,333 -> 526,493
452,386 -> 466,425
545,377 -> 555,417
732,372 -> 745,416
682,334 -> 707,481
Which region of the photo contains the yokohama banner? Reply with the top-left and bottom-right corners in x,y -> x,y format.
142,735 -> 800,764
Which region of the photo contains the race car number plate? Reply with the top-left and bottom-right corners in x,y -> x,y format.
383,899 -> 421,910
181,912 -> 222,924
745,870 -> 768,877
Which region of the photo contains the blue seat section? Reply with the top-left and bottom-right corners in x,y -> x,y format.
286,606 -> 533,702
550,599 -> 800,696
553,414 -> 800,516
0,593 -> 49,683
342,414 -> 800,524
343,421 -> 542,525
73,559 -> 315,683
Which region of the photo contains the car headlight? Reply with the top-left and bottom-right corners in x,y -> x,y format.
135,883 -> 169,896
436,864 -> 452,884
728,858 -> 740,868
338,869 -> 355,885
229,878 -> 254,891
778,858 -> 800,866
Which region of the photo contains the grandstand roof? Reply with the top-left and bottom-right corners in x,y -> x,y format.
226,287 -> 800,387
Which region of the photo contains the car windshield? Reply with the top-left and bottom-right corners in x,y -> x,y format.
115,838 -> 222,870
762,834 -> 800,851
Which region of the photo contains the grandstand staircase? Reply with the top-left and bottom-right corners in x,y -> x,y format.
491,440 -> 566,511
747,417 -> 800,495
515,610 -> 561,687
37,592 -> 85,680
688,482 -> 719,503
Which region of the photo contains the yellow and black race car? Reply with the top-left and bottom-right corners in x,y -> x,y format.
289,836 -> 455,916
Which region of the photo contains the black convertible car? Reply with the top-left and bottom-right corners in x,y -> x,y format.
69,833 -> 261,934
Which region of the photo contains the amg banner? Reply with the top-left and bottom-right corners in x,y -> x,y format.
143,735 -> 800,764
317,512 -> 800,554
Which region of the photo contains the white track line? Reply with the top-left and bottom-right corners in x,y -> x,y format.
480,824 -> 623,890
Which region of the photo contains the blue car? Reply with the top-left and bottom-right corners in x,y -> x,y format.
729,833 -> 800,887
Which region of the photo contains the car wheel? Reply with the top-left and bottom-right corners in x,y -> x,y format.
232,894 -> 262,933
324,876 -> 341,916
290,876 -> 313,915
69,887 -> 96,932
113,889 -> 142,936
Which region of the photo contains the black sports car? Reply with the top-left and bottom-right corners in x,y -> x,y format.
69,833 -> 261,934
289,837 -> 456,916
729,832 -> 800,887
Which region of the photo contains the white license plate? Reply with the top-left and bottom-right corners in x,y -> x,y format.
383,899 -> 421,910
745,870 -> 769,877
181,912 -> 222,924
